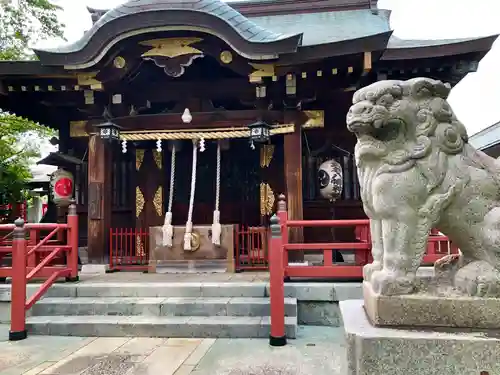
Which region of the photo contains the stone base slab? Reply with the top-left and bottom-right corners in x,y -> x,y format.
363,281 -> 500,329
341,299 -> 500,375
80,264 -> 109,275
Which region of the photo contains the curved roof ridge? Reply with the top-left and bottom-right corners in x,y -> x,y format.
36,0 -> 300,56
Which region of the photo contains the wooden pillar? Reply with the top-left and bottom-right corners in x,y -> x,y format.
283,115 -> 304,262
87,134 -> 112,264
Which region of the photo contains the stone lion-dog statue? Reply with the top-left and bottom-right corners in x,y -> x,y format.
347,77 -> 500,297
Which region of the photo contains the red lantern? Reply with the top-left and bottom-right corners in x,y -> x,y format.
50,169 -> 74,206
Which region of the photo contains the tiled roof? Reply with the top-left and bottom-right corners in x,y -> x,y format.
249,9 -> 391,46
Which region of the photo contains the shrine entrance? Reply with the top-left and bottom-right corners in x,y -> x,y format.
109,136 -> 285,271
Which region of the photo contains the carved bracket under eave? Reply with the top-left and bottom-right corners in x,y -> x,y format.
249,63 -> 276,83
140,38 -> 205,78
76,72 -> 103,90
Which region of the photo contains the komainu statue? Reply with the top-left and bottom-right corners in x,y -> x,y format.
347,77 -> 500,297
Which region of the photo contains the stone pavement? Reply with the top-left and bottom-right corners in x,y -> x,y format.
0,325 -> 346,375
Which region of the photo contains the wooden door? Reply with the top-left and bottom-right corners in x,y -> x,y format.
135,148 -> 165,232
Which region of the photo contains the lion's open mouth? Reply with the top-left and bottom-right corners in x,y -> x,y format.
346,119 -> 376,136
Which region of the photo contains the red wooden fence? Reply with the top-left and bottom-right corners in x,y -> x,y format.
109,225 -> 270,272
109,228 -> 149,272
0,201 -> 79,341
234,225 -> 268,271
268,194 -> 459,346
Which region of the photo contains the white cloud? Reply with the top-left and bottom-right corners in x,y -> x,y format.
41,0 -> 500,136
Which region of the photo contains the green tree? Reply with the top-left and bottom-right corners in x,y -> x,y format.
0,0 -> 64,209
0,0 -> 65,60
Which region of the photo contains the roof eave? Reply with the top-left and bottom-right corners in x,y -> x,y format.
381,35 -> 498,60
279,30 -> 392,64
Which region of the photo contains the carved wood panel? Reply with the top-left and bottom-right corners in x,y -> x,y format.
259,141 -> 285,220
135,148 -> 165,230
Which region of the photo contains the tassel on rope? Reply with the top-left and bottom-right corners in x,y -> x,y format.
184,140 -> 198,251
212,140 -> 222,246
162,143 -> 176,247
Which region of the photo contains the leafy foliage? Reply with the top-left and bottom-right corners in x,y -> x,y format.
0,112 -> 55,202
0,0 -> 65,60
0,0 -> 63,206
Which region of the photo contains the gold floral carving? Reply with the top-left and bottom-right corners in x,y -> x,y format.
260,144 -> 275,168
140,38 -> 203,58
260,182 -> 275,216
136,150 -> 145,171
153,151 -> 162,170
153,186 -> 163,217
136,236 -> 146,256
136,187 -> 145,218
302,110 -> 325,129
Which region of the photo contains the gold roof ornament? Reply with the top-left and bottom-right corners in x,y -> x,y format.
140,38 -> 204,58
220,50 -> 233,64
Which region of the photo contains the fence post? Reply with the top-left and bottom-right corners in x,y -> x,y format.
10,218 -> 27,341
277,194 -> 288,272
66,200 -> 79,282
269,214 -> 286,347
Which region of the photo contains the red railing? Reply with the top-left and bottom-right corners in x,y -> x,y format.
109,228 -> 149,271
234,225 -> 269,271
268,194 -> 459,346
0,202 -> 79,341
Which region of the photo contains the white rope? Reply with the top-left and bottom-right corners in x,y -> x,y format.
184,140 -> 198,250
162,143 -> 176,247
212,140 -> 222,246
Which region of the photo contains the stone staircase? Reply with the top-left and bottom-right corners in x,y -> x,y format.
25,283 -> 298,338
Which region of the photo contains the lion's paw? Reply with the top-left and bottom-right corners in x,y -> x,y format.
454,261 -> 500,297
363,262 -> 382,282
371,270 -> 417,295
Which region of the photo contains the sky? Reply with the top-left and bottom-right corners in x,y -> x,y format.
40,0 -> 500,137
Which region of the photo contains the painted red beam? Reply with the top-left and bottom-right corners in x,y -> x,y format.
284,243 -> 370,250
285,265 -> 364,279
286,219 -> 369,227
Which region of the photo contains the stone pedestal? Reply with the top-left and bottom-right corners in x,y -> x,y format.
363,281 -> 500,329
341,299 -> 500,375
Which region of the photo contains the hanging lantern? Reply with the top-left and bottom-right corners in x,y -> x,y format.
318,159 -> 343,202
248,120 -> 271,144
50,168 -> 74,207
94,121 -> 122,142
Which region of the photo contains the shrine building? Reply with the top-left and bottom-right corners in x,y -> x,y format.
0,0 -> 495,270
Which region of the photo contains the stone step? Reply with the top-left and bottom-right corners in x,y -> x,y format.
27,282 -> 270,299
31,297 -> 298,317
26,315 -> 298,339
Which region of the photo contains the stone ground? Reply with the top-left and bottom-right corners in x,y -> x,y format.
0,325 -> 346,375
